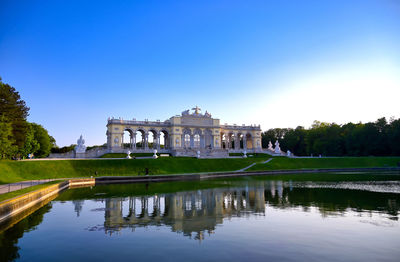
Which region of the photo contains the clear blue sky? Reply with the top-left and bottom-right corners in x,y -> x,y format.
1,0 -> 399,146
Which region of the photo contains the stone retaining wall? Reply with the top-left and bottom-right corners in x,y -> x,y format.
0,181 -> 69,225
69,178 -> 95,188
0,178 -> 95,230
49,148 -> 110,159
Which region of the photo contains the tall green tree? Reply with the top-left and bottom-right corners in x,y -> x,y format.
21,123 -> 40,158
387,119 -> 400,155
0,77 -> 30,151
31,123 -> 52,158
0,115 -> 18,159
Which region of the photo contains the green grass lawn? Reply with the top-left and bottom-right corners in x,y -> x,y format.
0,157 -> 266,184
0,181 -> 61,202
1,156 -> 399,184
247,157 -> 400,171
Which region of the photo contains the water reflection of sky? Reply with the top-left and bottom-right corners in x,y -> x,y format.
2,177 -> 400,262
292,181 -> 400,194
59,179 -> 400,238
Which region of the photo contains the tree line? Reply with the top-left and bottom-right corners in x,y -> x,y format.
262,118 -> 400,156
0,78 -> 55,159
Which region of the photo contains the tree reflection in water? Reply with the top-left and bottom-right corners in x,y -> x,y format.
76,179 -> 400,238
0,174 -> 399,261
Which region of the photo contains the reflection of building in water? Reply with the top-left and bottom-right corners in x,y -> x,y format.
103,184 -> 267,240
82,179 -> 399,240
73,200 -> 84,217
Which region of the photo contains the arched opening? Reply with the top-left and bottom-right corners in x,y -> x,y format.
238,133 -> 244,149
148,130 -> 158,149
194,134 -> 200,148
135,129 -> 146,149
221,133 -> 226,149
184,134 -> 190,148
123,129 -> 134,149
193,129 -> 202,148
228,133 -> 235,149
246,133 -> 253,149
182,128 -> 192,149
160,130 -> 169,149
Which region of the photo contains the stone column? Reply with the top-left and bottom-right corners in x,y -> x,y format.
234,135 -> 238,149
132,133 -> 136,149
129,135 -> 133,149
145,133 -> 149,149
157,134 -> 161,150
243,136 -> 247,150
213,135 -> 220,148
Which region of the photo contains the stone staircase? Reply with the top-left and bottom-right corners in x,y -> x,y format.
172,148 -> 229,158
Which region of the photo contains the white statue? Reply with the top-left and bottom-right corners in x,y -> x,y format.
274,140 -> 281,154
243,150 -> 247,158
153,149 -> 158,159
75,135 -> 86,153
268,141 -> 273,151
182,109 -> 190,116
197,150 -> 201,158
126,150 -> 132,159
287,150 -> 291,157
204,111 -> 211,118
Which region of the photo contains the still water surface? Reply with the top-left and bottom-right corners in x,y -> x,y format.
1,172 -> 400,261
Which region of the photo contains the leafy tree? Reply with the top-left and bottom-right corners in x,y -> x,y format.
281,126 -> 307,155
387,119 -> 400,155
0,78 -> 56,159
0,115 -> 18,159
261,128 -> 289,148
0,77 -> 30,151
20,123 -> 40,158
265,117 -> 400,157
51,144 -> 76,154
31,123 -> 52,158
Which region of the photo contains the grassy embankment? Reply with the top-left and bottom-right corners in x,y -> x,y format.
248,157 -> 400,171
0,156 -> 267,184
1,156 -> 399,185
0,181 -> 61,202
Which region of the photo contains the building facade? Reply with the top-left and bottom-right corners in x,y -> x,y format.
106,106 -> 262,157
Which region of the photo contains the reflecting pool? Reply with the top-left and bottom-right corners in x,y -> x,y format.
1,172 -> 400,261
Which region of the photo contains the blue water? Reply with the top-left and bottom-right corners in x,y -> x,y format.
1,173 -> 400,261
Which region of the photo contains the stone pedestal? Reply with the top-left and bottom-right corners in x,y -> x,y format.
153,149 -> 158,159
75,152 -> 86,159
242,150 -> 247,158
